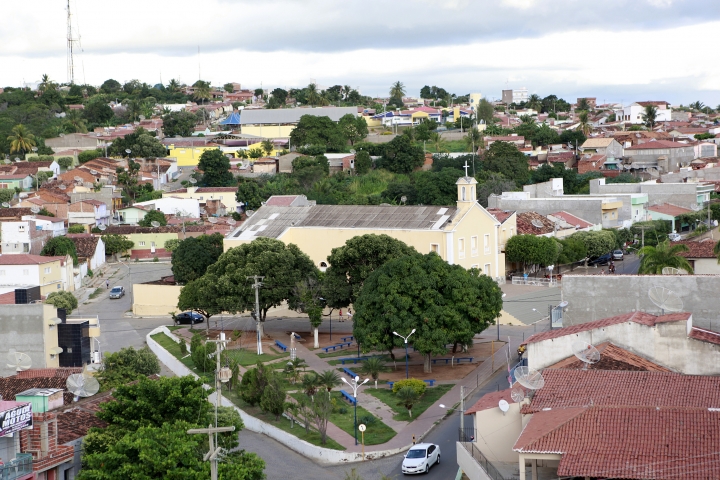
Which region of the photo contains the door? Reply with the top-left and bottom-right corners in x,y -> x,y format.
151,241 -> 156,253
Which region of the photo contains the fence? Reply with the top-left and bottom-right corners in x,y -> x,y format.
0,453 -> 33,480
458,426 -> 476,442
460,442 -> 513,480
511,276 -> 558,287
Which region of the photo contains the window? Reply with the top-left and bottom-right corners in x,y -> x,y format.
57,284 -> 61,289
18,225 -> 25,232
23,269 -> 29,276
461,186 -> 466,201
23,243 -> 29,253
139,241 -> 146,246
151,242 -> 155,247
484,234 -> 490,254
219,196 -> 223,200
471,236 -> 478,256
471,264 -> 479,269
44,267 -> 51,274
458,238 -> 465,259
484,263 -> 491,275
0,270 -> 5,276
199,196 -> 204,200
430,244 -> 439,253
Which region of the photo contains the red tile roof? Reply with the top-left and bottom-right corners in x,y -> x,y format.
689,326 -> 720,345
465,388 -> 516,415
194,187 -> 237,193
486,208 -> 515,224
674,239 -> 716,258
266,195 -> 303,207
546,342 -> 672,372
625,140 -> 691,150
0,291 -> 16,304
515,406 -> 720,479
0,254 -> 65,265
524,311 -> 691,345
647,203 -> 693,217
516,211 -> 555,235
549,211 -> 594,229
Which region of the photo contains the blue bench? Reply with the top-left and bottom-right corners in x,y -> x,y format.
388,379 -> 436,389
342,367 -> 358,378
275,340 -> 287,352
294,334 -> 301,339
339,389 -> 357,405
431,357 -> 473,365
321,342 -> 353,353
341,336 -> 354,342
339,357 -> 367,365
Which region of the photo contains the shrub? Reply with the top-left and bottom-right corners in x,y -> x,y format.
392,378 -> 426,396
153,256 -> 159,262
87,268 -> 93,278
358,414 -> 377,426
68,224 -> 85,234
338,406 -> 348,415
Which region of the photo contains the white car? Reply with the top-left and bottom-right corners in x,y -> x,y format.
401,443 -> 440,474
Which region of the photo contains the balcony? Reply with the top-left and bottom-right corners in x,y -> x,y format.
0,453 -> 33,480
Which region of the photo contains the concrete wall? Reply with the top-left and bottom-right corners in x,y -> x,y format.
474,403 -> 522,462
527,312 -> 720,375
457,442 -> 493,480
689,258 -> 720,275
561,274 -> 720,331
590,179 -> 700,209
662,166 -> 720,183
133,284 -> 182,316
488,196 -> 606,226
0,304 -> 59,378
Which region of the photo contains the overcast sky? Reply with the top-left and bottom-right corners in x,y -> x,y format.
3,0 -> 720,106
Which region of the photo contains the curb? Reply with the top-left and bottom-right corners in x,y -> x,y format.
146,326 -> 420,465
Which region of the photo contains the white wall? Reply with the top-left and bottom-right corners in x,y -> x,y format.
692,258 -> 720,275
90,238 -> 106,270
135,197 -> 200,218
0,263 -> 41,286
1,222 -> 31,245
23,216 -> 66,236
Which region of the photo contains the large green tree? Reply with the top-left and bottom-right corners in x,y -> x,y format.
236,178 -> 265,210
102,234 -> 134,260
198,148 -> 234,187
338,114 -> 368,146
138,209 -> 167,227
96,346 -> 161,390
171,233 -> 224,284
570,230 -> 616,259
641,105 -> 659,129
289,115 -> 346,152
323,234 -> 419,309
162,110 -> 200,138
41,236 -> 78,263
638,240 -> 693,274
413,168 -> 464,205
476,98 -> 495,125
505,234 -> 559,273
482,141 -> 529,186
45,291 -> 78,313
378,134 -> 424,174
354,253 -> 502,370
109,127 -> 167,158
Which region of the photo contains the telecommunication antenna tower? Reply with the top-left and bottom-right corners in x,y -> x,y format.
66,0 -> 77,84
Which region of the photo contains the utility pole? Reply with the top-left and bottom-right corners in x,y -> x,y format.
635,225 -> 653,249
247,275 -> 264,355
460,385 -> 465,441
186,424 -> 235,480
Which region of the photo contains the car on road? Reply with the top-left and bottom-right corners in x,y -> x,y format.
613,250 -> 624,261
588,253 -> 612,266
402,443 -> 440,474
174,311 -> 205,325
668,233 -> 682,241
109,286 -> 125,299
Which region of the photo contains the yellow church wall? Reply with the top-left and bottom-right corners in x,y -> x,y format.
241,125 -> 295,138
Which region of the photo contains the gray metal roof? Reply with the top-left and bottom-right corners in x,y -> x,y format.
240,107 -> 358,125
230,203 -> 458,240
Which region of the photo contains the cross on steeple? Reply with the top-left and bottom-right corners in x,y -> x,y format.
463,161 -> 470,177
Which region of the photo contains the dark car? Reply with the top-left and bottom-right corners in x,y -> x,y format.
174,311 -> 205,325
109,286 -> 125,299
588,253 -> 612,266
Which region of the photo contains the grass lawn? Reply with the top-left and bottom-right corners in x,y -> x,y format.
226,390 -> 345,450
290,392 -> 396,445
166,325 -> 182,332
316,349 -> 359,358
223,347 -> 289,367
150,332 -> 213,383
420,139 -> 469,153
367,384 -> 454,422
88,288 -> 103,299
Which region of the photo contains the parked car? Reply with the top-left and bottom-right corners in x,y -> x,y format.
402,443 -> 440,474
174,311 -> 205,325
109,286 -> 125,299
613,250 -> 624,261
668,233 -> 682,241
588,253 -> 612,266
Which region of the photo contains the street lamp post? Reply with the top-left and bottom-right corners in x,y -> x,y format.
341,375 -> 369,445
393,329 -> 416,379
498,293 -> 507,341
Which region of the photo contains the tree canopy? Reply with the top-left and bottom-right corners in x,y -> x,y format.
102,234 -> 134,259
45,291 -> 78,313
41,236 -> 78,263
109,127 -> 166,158
378,134 -> 424,174
198,148 -> 234,187
571,230 -> 616,259
338,113 -> 368,145
505,234 -> 559,272
482,141 -> 529,185
638,240 -> 693,274
162,110 -> 200,138
289,115 -> 347,152
96,346 -> 161,390
353,253 -> 503,371
138,209 -> 167,227
171,233 -> 224,284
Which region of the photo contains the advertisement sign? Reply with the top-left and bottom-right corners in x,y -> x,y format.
0,403 -> 33,437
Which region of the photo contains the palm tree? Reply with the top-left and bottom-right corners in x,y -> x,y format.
284,357 -> 307,384
301,372 -> 320,401
318,90 -> 331,106
193,81 -> 211,105
464,127 -> 482,153
261,139 -> 274,156
317,370 -> 341,398
691,101 -> 705,111
638,240 -> 694,274
429,132 -> 448,153
390,81 -> 406,100
395,386 -> 420,418
577,98 -> 591,112
167,79 -> 181,93
306,83 -> 320,107
39,74 -> 54,94
343,85 -> 352,100
360,357 -> 388,389
519,114 -> 536,125
577,111 -> 592,136
64,110 -> 87,133
7,125 -> 36,156
527,94 -> 542,111
641,105 -> 658,129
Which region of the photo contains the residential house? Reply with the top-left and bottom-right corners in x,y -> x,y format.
0,399 -> 34,480
0,174 -> 33,191
68,200 -> 109,227
164,186 -> 241,214
576,154 -> 608,174
547,211 -> 599,232
0,304 -> 65,377
117,205 -> 149,224
646,203 -> 694,232
226,178 -> 512,279
0,219 -> 53,255
674,239 -> 720,274
164,139 -> 220,167
589,177 -> 712,210
13,160 -> 61,177
66,234 -> 106,271
277,152 -> 303,174
616,101 -> 672,124
546,151 -> 576,169
102,225 -> 209,260
252,157 -> 277,174
133,197 -> 200,218
624,140 -> 695,172
23,215 -> 67,237
0,254 -> 74,294
579,137 -> 623,157
372,106 -> 443,128
501,88 -> 528,104
693,141 -> 718,158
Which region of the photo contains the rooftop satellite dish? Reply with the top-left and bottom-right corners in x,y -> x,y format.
227,218 -> 237,225
7,351 -> 32,372
400,195 -> 407,205
189,178 -> 197,184
14,157 -> 20,162
150,221 -> 161,228
350,149 -> 356,154
139,115 -> 146,121
74,176 -> 83,182
30,206 -> 40,214
98,224 -> 107,231
498,399 -> 510,414
90,169 -> 98,175
514,366 -> 545,390
661,267 -> 687,275
59,184 -> 66,190
572,340 -> 601,370
245,210 -> 255,217
510,385 -> 525,403
59,133 -> 65,137
208,217 -> 218,224
1,202 -> 10,208
3,159 -> 9,164
531,219 -> 544,229
690,203 -> 702,211
648,286 -> 683,314
66,373 -> 100,398
199,208 -> 206,214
